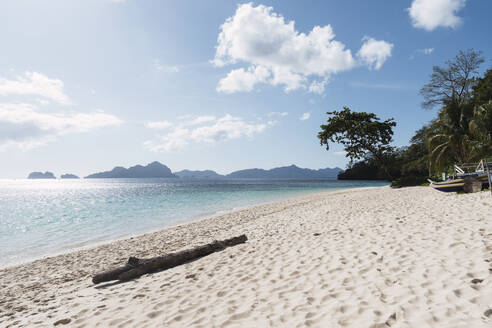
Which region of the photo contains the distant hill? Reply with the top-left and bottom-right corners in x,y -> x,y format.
83,162 -> 342,179
227,165 -> 342,179
174,170 -> 224,179
85,161 -> 176,178
61,173 -> 79,179
28,171 -> 56,179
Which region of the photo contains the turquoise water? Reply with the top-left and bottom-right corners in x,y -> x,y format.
0,178 -> 387,266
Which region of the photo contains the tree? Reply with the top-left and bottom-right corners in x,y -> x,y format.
472,68 -> 492,106
420,50 -> 485,171
401,124 -> 431,177
427,102 -> 475,172
469,100 -> 492,158
318,107 -> 396,180
420,49 -> 484,109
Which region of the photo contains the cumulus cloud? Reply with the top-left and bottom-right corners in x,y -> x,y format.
217,66 -> 270,93
300,112 -> 311,121
0,72 -> 70,104
144,114 -> 271,152
213,3 -> 392,95
357,37 -> 394,70
0,71 -> 122,151
0,103 -> 122,150
408,0 -> 466,31
308,79 -> 329,95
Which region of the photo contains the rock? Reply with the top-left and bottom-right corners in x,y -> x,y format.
185,274 -> 196,279
484,309 -> 492,318
53,318 -> 71,326
27,171 -> 56,179
313,232 -> 321,236
471,278 -> 483,284
60,173 -> 79,179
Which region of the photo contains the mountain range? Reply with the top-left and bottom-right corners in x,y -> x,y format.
28,162 -> 342,179
83,162 -> 342,179
85,161 -> 176,178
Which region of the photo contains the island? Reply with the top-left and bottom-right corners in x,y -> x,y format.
27,172 -> 56,179
174,170 -> 224,179
226,164 -> 342,179
85,161 -> 176,178
84,163 -> 343,180
60,174 -> 80,179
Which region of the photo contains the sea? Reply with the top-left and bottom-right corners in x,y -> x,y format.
0,178 -> 387,267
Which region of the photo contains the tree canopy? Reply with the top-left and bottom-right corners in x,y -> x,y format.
420,49 -> 484,109
318,107 -> 396,179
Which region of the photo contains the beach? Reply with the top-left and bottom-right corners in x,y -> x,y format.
1,186 -> 491,327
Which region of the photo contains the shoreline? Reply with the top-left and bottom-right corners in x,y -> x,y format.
1,186 -> 490,327
1,185 -> 381,270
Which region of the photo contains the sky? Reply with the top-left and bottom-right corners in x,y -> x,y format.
0,0 -> 491,178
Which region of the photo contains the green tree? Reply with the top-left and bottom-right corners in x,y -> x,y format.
472,68 -> 492,106
318,107 -> 396,180
469,100 -> 492,157
401,124 -> 431,177
420,50 -> 484,171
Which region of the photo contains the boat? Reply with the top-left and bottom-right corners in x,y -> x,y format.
428,160 -> 491,192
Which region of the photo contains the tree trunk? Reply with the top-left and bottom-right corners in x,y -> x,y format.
92,234 -> 247,284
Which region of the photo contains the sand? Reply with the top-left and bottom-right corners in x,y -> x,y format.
1,186 -> 491,327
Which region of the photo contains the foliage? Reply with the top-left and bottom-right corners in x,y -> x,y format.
337,152 -> 402,181
469,101 -> 492,158
420,49 -> 489,173
321,50 -> 491,187
318,107 -> 396,179
390,176 -> 429,188
472,68 -> 492,106
420,49 -> 484,109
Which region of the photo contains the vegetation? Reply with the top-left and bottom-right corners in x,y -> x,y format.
320,49 -> 492,186
318,107 -> 396,179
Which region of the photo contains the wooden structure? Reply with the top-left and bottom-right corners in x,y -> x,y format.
92,235 -> 247,284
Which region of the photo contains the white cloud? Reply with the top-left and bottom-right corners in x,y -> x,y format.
300,112 -> 310,121
267,111 -> 288,117
408,0 -> 466,31
0,72 -> 70,104
357,37 -> 394,70
188,116 -> 216,125
213,3 -> 392,95
145,120 -> 172,129
308,79 -> 328,95
154,59 -> 179,73
144,114 -> 270,152
409,47 -> 435,59
0,103 -> 122,150
217,66 -> 270,93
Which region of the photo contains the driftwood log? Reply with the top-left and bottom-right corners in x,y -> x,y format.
92,234 -> 247,284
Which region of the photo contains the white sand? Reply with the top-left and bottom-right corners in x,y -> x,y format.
1,186 -> 491,327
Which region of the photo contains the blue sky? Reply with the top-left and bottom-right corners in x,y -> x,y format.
0,0 -> 491,178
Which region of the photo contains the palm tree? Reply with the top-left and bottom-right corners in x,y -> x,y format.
469,100 -> 492,158
427,98 -> 476,173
